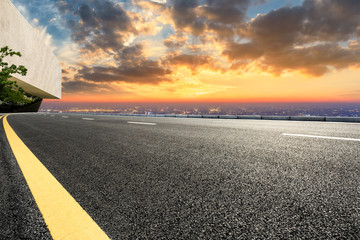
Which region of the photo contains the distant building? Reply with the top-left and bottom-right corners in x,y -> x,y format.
0,0 -> 61,111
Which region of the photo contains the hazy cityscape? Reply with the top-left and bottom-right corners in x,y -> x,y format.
40,102 -> 360,117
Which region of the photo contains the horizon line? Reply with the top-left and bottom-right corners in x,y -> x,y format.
42,100 -> 360,104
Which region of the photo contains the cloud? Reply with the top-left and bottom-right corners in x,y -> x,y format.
59,0 -> 135,52
76,64 -> 170,84
62,80 -> 109,94
222,0 -> 360,76
167,0 -> 267,38
301,0 -> 360,43
223,42 -> 263,60
263,43 -> 360,76
55,42 -> 81,65
75,44 -> 171,84
245,6 -> 306,50
165,52 -> 220,73
198,0 -> 250,25
55,1 -> 73,14
47,0 -> 360,90
163,32 -> 187,48
141,0 -> 253,37
169,0 -> 205,35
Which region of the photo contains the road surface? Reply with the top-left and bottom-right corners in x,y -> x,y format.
1,113 -> 359,239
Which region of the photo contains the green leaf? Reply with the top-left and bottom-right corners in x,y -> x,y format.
0,45 -> 31,105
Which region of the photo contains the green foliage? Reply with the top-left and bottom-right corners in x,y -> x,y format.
0,46 -> 34,105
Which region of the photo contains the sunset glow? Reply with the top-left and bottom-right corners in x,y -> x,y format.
12,0 -> 360,103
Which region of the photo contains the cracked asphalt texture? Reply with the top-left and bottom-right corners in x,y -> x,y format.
2,113 -> 360,239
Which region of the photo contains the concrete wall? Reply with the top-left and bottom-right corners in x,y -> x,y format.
0,0 -> 61,99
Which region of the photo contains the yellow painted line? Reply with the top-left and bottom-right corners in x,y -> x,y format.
3,115 -> 110,240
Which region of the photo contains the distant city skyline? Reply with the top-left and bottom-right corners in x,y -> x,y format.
11,0 -> 360,103
40,102 -> 360,117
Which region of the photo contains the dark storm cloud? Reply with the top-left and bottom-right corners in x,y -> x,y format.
223,0 -> 360,76
57,0 -> 134,52
76,44 -> 171,84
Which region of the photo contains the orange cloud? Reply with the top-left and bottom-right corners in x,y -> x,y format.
51,0 -> 360,103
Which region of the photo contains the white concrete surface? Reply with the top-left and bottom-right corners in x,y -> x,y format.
0,0 -> 61,99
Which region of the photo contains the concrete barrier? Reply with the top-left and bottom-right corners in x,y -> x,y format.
219,115 -> 237,119
203,115 -> 219,118
188,115 -> 202,118
325,117 -> 360,123
73,113 -> 360,124
262,116 -> 290,120
290,116 -> 325,121
237,115 -> 262,119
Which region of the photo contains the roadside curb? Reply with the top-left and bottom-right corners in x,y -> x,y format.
62,113 -> 360,123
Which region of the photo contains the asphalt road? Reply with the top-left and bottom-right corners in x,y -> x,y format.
1,113 -> 360,239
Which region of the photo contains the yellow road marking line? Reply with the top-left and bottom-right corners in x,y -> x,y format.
3,115 -> 110,240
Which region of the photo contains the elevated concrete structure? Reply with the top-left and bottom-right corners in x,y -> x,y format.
0,0 -> 61,99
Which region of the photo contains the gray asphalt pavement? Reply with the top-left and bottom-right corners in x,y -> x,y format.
1,113 -> 360,239
0,115 -> 51,239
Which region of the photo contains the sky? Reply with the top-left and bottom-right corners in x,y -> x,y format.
10,0 -> 360,103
